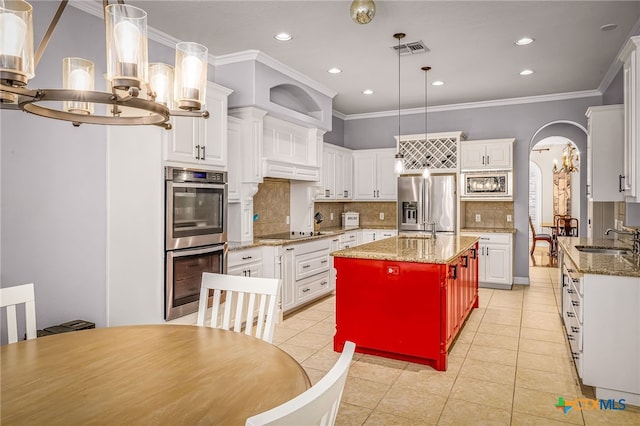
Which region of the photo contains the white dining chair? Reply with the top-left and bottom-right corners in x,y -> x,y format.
0,283 -> 37,344
197,273 -> 281,344
245,341 -> 356,426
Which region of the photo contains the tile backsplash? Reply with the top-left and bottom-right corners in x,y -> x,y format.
314,201 -> 397,229
253,178 -> 290,236
460,201 -> 514,229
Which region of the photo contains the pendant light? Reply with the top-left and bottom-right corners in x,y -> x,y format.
422,66 -> 431,179
393,33 -> 405,175
350,0 -> 376,25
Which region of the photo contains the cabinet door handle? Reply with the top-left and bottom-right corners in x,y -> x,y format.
585,184 -> 591,196
200,145 -> 205,160
344,190 -> 348,198
242,256 -> 252,260
325,189 -> 330,197
247,269 -> 251,277
486,155 -> 489,165
286,247 -> 295,251
195,145 -> 200,160
450,265 -> 457,280
461,255 -> 468,268
482,155 -> 485,165
373,190 -> 376,198
619,174 -> 625,192
332,238 -> 339,242
470,247 -> 477,259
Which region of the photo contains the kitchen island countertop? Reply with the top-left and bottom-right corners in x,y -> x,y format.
331,235 -> 479,264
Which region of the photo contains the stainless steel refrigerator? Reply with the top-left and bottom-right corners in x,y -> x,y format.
397,174 -> 456,233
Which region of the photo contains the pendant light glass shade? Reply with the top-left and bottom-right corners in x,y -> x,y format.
0,0 -> 34,88
149,63 -> 174,109
350,0 -> 376,25
174,42 -> 207,111
63,57 -> 94,114
105,4 -> 148,90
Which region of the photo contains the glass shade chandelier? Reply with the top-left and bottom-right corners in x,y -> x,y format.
552,143 -> 579,173
350,0 -> 376,25
0,0 -> 209,129
393,32 -> 405,175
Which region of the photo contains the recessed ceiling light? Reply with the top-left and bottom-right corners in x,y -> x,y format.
274,32 -> 292,41
432,81 -> 444,86
362,89 -> 374,95
600,24 -> 618,31
515,37 -> 535,46
328,68 -> 342,74
520,69 -> 534,76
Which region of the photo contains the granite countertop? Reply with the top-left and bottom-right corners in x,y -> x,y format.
460,227 -> 516,234
558,237 -> 639,278
331,235 -> 479,264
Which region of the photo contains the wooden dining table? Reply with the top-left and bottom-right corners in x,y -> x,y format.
1,325 -> 310,425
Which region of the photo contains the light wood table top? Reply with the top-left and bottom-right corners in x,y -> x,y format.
1,325 -> 310,425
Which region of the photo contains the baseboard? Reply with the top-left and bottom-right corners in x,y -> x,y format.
513,276 -> 530,285
479,282 -> 512,290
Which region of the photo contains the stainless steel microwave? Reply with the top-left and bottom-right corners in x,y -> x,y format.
460,171 -> 512,199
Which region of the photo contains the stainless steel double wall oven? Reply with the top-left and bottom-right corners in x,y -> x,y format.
165,167 -> 228,320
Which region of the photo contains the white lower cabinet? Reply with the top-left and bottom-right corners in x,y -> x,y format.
462,232 -> 513,289
279,238 -> 333,313
357,229 -> 397,245
339,231 -> 358,249
559,246 -> 640,405
227,247 -> 263,277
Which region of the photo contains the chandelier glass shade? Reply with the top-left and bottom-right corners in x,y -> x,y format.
0,0 -> 208,129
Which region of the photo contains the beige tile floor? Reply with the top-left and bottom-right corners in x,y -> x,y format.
274,262 -> 640,425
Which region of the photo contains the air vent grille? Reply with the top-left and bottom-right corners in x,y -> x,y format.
391,40 -> 429,56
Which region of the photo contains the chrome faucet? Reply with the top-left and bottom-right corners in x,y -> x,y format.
428,221 -> 437,239
605,228 -> 640,254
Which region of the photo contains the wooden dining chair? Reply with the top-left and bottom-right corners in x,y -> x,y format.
557,216 -> 579,237
197,273 -> 281,344
529,216 -> 554,256
0,283 -> 37,344
245,341 -> 356,426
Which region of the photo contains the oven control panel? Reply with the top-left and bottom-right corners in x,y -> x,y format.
167,167 -> 227,183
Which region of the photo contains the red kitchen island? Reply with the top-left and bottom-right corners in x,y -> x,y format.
331,234 -> 479,371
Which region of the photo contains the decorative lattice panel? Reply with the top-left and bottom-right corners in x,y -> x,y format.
400,136 -> 459,171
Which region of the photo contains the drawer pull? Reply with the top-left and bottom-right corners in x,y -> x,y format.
566,311 -> 575,318
571,326 -> 580,333
320,281 -> 328,286
333,239 -> 339,242
572,352 -> 580,360
241,256 -> 252,260
321,260 -> 328,264
567,334 -> 575,341
302,264 -> 311,269
572,278 -> 579,283
286,248 -> 295,251
567,289 -> 575,294
302,288 -> 310,293
571,301 -> 580,307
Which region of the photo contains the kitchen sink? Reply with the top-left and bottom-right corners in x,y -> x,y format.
575,246 -> 631,255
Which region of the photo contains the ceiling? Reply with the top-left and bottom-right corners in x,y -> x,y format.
128,1 -> 640,116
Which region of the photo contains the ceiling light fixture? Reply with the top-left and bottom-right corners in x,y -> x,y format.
350,0 -> 376,25
515,37 -> 535,46
421,66 -> 431,179
520,69 -> 534,76
362,89 -> 373,95
328,67 -> 342,74
0,0 -> 209,129
274,32 -> 292,41
432,80 -> 444,86
393,32 -> 405,175
553,143 -> 579,173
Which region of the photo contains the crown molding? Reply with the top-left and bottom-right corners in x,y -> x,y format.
341,90 -> 602,121
599,18 -> 640,93
332,110 -> 347,120
214,50 -> 337,99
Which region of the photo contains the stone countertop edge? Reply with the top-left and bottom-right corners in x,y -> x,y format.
558,237 -> 640,278
330,235 -> 480,265
460,227 -> 516,234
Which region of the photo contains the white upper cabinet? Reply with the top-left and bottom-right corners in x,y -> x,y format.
585,105 -> 625,201
318,143 -> 353,200
164,82 -> 233,169
227,116 -> 243,202
353,148 -> 397,200
460,139 -> 514,170
262,116 -> 321,181
619,36 -> 640,201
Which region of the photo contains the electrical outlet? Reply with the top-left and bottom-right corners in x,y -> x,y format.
330,213 -> 334,220
286,215 -> 290,225
475,214 -> 481,222
379,212 -> 384,220
506,214 -> 512,222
